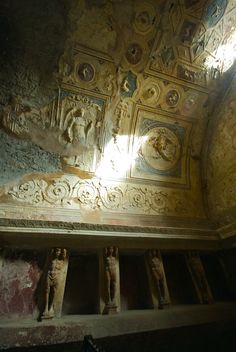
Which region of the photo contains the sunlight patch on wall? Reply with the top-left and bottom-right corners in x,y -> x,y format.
95,135 -> 148,179
205,27 -> 236,73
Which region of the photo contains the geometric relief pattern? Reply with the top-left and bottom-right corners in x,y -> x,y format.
149,0 -> 235,86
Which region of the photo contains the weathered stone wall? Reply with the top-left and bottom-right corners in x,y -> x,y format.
0,0 -> 67,106
205,69 -> 236,235
0,0 -> 68,182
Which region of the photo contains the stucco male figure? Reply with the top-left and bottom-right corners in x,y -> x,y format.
64,107 -> 87,144
105,246 -> 118,309
149,250 -> 165,309
41,248 -> 67,319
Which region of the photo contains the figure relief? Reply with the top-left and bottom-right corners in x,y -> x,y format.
78,63 -> 95,82
140,127 -> 181,172
41,248 -> 67,319
104,246 -> 119,312
121,77 -> 131,93
61,95 -> 102,150
112,100 -> 129,142
1,96 -> 35,138
101,70 -> 116,95
148,250 -> 166,309
186,252 -> 213,304
63,107 -> 91,145
166,89 -> 180,107
1,92 -> 103,164
119,70 -> 137,98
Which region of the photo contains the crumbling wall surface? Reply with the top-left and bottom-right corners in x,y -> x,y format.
0,0 -> 69,184
0,0 -> 68,107
0,249 -> 44,318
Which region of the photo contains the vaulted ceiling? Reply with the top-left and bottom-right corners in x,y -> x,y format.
0,0 -> 235,242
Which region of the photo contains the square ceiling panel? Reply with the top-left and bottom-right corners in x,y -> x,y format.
130,107 -> 191,187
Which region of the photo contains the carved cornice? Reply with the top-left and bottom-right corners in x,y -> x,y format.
0,215 -> 218,241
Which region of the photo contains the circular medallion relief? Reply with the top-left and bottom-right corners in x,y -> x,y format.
125,43 -> 143,65
140,127 -> 181,171
134,10 -> 155,35
166,90 -> 180,107
141,81 -> 160,105
183,92 -> 198,111
133,3 -> 156,35
78,63 -> 95,82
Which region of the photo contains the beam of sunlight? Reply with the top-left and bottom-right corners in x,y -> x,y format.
95,135 -> 148,179
205,27 -> 236,73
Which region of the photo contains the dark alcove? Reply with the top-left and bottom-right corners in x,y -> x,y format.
162,253 -> 198,304
120,254 -> 152,311
201,254 -> 232,301
63,253 -> 99,315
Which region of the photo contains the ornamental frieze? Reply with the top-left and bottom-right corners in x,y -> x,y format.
4,175 -> 195,217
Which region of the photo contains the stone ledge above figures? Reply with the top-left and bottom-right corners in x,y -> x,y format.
1,303 -> 236,350
0,202 -> 219,247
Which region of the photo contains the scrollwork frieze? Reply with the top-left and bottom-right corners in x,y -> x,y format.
3,175 -> 194,216
9,180 -> 46,204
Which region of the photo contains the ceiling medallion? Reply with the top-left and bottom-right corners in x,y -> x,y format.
134,11 -> 153,33
141,82 -> 160,106
140,127 -> 181,171
77,63 -> 95,82
183,92 -> 199,111
203,0 -> 227,28
166,90 -> 180,107
133,2 -> 156,35
125,43 -> 143,65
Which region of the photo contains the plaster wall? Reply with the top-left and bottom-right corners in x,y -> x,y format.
205,70 -> 236,238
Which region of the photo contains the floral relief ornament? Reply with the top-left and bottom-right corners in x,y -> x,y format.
5,176 -> 193,216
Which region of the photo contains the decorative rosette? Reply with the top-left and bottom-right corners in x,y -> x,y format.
44,178 -> 72,205
9,180 -> 46,204
99,185 -> 123,210
75,181 -> 99,209
126,187 -> 147,210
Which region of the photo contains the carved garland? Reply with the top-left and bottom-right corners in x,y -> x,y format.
6,176 -> 192,216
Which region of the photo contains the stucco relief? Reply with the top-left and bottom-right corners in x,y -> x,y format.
3,175 -> 199,217
133,2 -> 158,37
112,99 -> 131,143
1,91 -> 105,173
1,93 -> 103,151
206,81 -> 236,216
1,0 -> 236,232
140,127 -> 181,171
1,97 -> 43,138
139,78 -> 162,107
59,48 -> 117,98
131,109 -> 191,186
149,1 -> 236,86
